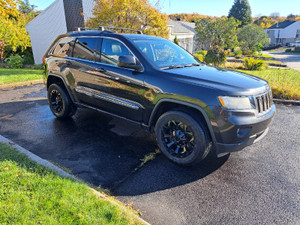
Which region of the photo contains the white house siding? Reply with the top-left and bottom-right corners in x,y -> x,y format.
266,21 -> 300,45
82,0 -> 96,23
25,0 -> 67,64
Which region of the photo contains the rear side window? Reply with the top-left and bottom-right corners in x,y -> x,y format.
101,38 -> 133,66
73,38 -> 99,61
52,37 -> 74,57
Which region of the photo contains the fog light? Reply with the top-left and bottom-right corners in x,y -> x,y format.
237,128 -> 251,138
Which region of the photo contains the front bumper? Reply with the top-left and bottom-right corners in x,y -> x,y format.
214,104 -> 276,157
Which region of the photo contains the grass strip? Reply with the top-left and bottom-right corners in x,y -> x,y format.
0,143 -> 144,225
0,68 -> 43,85
238,68 -> 300,101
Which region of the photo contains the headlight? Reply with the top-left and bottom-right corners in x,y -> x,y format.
218,96 -> 253,110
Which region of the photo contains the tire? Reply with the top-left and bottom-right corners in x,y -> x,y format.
155,111 -> 211,166
47,84 -> 76,119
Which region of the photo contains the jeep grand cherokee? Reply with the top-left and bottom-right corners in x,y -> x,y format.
43,27 -> 275,165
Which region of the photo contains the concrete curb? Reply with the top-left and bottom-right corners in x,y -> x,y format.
0,79 -> 44,89
0,135 -> 149,225
274,99 -> 300,106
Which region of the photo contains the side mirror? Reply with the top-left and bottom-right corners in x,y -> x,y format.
118,55 -> 142,72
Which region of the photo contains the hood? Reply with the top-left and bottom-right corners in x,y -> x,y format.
163,65 -> 269,95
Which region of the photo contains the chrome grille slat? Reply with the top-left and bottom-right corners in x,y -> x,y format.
255,91 -> 272,114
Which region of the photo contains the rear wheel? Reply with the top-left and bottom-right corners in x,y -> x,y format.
155,111 -> 211,165
47,84 -> 76,119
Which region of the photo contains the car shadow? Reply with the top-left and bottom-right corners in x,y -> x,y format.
113,152 -> 229,196
0,99 -> 228,193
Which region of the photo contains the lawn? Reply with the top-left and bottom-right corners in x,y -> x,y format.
0,143 -> 143,225
0,68 -> 43,85
238,68 -> 300,100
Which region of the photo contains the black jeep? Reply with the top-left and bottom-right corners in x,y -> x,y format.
43,27 -> 275,165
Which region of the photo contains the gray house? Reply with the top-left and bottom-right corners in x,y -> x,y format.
167,20 -> 199,53
25,0 -> 95,64
265,21 -> 300,45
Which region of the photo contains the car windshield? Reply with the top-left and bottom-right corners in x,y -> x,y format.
131,38 -> 199,69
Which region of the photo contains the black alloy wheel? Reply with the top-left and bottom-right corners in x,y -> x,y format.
47,84 -> 76,119
155,111 -> 211,165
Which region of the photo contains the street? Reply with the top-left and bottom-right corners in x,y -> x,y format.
0,84 -> 299,225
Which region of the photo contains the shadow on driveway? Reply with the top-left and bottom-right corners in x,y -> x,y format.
0,97 -> 227,193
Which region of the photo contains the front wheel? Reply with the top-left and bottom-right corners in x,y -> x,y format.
47,84 -> 76,119
155,111 -> 211,165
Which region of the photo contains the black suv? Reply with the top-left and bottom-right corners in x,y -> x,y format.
43,27 -> 275,165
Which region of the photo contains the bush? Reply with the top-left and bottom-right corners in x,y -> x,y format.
233,49 -> 243,59
194,53 -> 204,62
5,54 -> 24,68
204,49 -> 226,66
196,50 -> 207,57
243,57 -> 264,70
22,54 -> 34,65
33,64 -> 43,70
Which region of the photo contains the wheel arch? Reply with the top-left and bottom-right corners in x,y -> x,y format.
148,99 -> 217,144
46,74 -> 76,103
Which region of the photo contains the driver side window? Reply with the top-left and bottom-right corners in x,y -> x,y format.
101,38 -> 133,66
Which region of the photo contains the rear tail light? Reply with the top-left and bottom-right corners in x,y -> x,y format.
42,57 -> 45,66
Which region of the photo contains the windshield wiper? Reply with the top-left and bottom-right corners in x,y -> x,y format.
161,65 -> 185,70
184,63 -> 201,67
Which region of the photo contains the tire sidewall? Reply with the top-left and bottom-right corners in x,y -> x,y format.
47,84 -> 71,118
155,111 -> 209,165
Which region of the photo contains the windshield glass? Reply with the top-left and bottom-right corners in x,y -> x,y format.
132,38 -> 199,69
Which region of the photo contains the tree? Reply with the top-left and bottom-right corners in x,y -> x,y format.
228,0 -> 252,26
0,0 -> 31,61
254,16 -> 277,29
195,17 -> 240,65
86,0 -> 169,39
238,24 -> 269,54
18,0 -> 36,14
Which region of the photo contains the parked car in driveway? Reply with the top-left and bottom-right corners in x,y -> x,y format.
43,27 -> 276,165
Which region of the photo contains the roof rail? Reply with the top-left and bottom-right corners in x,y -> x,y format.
98,26 -> 143,35
74,27 -> 94,32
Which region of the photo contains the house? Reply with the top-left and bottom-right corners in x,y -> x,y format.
25,0 -> 95,64
265,20 -> 300,45
26,1 -> 199,64
167,20 -> 199,53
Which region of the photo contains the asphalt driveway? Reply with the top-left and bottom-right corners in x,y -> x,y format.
264,50 -> 300,72
0,84 -> 299,225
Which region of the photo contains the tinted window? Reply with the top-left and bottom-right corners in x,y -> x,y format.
101,38 -> 133,66
52,37 -> 74,57
73,38 -> 99,61
132,38 -> 198,69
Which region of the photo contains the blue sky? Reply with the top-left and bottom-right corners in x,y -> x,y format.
30,0 -> 300,17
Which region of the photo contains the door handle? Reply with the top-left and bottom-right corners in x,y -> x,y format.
96,68 -> 106,72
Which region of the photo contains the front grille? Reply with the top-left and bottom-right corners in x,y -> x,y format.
255,91 -> 272,113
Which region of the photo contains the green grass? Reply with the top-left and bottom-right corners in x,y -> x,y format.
0,143 -> 143,225
237,68 -> 300,100
0,68 -> 43,85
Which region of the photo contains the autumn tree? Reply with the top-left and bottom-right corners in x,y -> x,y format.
228,0 -> 252,26
87,0 -> 169,38
254,16 -> 277,29
0,0 -> 31,61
